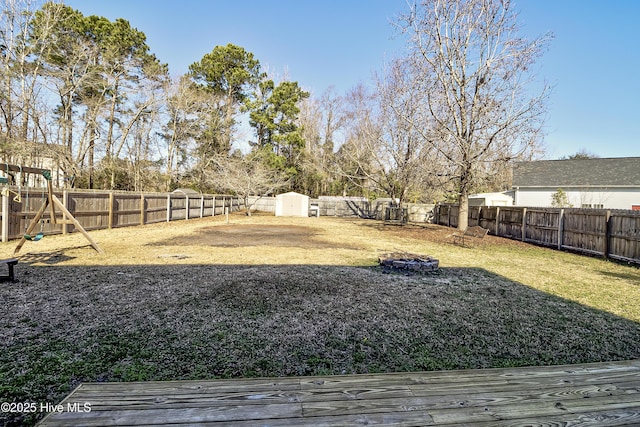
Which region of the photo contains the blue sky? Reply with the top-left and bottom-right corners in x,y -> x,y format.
63,0 -> 640,159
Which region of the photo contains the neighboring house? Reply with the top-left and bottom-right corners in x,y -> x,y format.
469,191 -> 515,206
512,157 -> 640,210
1,142 -> 65,187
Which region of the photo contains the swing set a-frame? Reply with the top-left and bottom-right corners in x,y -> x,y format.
1,164 -> 104,255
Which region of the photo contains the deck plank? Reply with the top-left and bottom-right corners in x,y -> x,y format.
38,360 -> 640,426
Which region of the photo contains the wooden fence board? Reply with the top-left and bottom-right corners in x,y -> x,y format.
524,209 -> 561,247
468,206 -> 480,227
0,187 -> 242,242
561,210 -> 608,256
437,204 -> 640,264
145,195 -> 169,224
478,206 -> 496,234
498,207 -> 523,240
609,211 -> 640,262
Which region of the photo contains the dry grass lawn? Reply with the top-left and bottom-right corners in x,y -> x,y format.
2,212 -> 640,426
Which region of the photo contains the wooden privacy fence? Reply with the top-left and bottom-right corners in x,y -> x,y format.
436,204 -> 640,264
0,187 -> 243,242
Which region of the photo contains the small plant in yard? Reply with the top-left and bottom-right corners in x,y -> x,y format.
551,188 -> 573,208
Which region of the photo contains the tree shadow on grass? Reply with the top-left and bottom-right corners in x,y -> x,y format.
2,263 -> 640,426
598,268 -> 640,283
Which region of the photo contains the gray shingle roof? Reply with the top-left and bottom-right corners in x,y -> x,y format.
512,157 -> 640,187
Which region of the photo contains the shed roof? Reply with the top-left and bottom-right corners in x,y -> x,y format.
512,157 -> 640,188
172,188 -> 199,195
276,191 -> 309,198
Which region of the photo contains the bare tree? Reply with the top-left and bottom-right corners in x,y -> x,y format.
338,60 -> 434,207
207,151 -> 290,216
1,0 -> 61,150
296,87 -> 345,197
158,75 -> 200,190
399,0 -> 551,229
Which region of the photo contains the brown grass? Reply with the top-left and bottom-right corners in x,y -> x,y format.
2,213 -> 640,426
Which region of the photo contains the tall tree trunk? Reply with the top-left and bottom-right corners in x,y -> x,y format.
458,188 -> 469,231
88,125 -> 95,189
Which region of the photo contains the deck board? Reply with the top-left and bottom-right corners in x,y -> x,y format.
38,359 -> 640,426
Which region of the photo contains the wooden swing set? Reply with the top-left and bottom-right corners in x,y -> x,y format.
1,164 -> 103,255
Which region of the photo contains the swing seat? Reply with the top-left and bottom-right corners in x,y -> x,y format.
24,232 -> 44,242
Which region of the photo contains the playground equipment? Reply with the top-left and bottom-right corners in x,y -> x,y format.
0,164 -> 104,254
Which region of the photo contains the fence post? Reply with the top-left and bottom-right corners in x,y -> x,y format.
1,189 -> 8,242
108,191 -> 114,229
166,194 -> 171,222
185,196 -> 189,220
604,210 -> 611,258
521,207 -> 527,241
62,190 -> 68,234
558,208 -> 564,250
200,195 -> 204,218
495,207 -> 500,236
140,194 -> 145,226
212,196 -> 216,216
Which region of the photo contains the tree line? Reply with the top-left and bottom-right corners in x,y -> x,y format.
1,0 -> 550,228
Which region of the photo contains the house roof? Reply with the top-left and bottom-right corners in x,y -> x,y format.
512,157 -> 640,188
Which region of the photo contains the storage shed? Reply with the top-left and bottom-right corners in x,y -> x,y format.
468,191 -> 514,207
275,192 -> 310,217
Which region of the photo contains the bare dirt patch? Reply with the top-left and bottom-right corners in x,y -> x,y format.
154,224 -> 360,249
362,222 -> 532,248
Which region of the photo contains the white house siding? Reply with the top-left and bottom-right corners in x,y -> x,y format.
514,187 -> 640,209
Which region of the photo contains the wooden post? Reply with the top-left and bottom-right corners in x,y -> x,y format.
14,197 -> 49,254
51,195 -> 103,254
62,190 -> 68,235
1,189 -> 8,243
185,196 -> 189,220
604,210 -> 611,259
521,207 -> 527,242
166,194 -> 171,222
140,194 -> 145,226
558,208 -> 564,250
495,207 -> 500,236
200,195 -> 204,218
47,183 -> 56,225
212,196 -> 216,217
108,192 -> 114,229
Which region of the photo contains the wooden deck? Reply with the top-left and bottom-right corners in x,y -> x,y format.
38,360 -> 640,426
